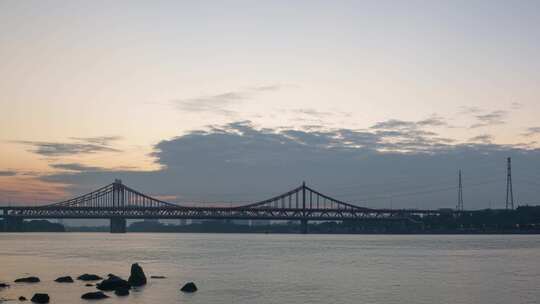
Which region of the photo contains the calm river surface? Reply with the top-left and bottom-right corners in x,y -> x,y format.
0,233 -> 539,304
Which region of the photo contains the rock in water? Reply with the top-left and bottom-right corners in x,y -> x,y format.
128,263 -> 147,287
85,283 -> 94,287
0,283 -> 9,288
96,275 -> 131,291
30,293 -> 49,304
114,287 -> 130,296
18,296 -> 27,301
150,275 -> 166,279
81,292 -> 109,300
77,274 -> 102,281
14,277 -> 40,283
180,282 -> 198,293
54,276 -> 74,283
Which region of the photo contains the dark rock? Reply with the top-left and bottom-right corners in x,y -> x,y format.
114,287 -> 130,296
19,296 -> 27,301
54,276 -> 74,283
0,283 -> 9,288
77,274 -> 102,281
30,293 -> 49,304
14,277 -> 40,283
96,275 -> 131,291
150,276 -> 166,279
85,283 -> 94,287
81,292 -> 109,300
128,263 -> 147,287
180,282 -> 198,293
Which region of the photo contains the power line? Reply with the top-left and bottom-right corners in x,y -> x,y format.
331,177 -> 501,202
348,175 -> 499,197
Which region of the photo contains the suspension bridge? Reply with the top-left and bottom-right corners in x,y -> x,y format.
1,180 -> 451,233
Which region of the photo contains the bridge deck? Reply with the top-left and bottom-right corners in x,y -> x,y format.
0,181 -> 456,221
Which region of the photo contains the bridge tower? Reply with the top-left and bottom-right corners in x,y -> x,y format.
110,217 -> 127,233
506,157 -> 514,210
300,181 -> 308,234
110,179 -> 127,233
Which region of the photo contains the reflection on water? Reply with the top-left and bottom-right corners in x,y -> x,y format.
0,233 -> 539,304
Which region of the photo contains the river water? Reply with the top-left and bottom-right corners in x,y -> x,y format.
0,233 -> 539,304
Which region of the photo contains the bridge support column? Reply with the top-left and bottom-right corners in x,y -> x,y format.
3,216 -> 24,232
300,219 -> 308,234
110,217 -> 126,233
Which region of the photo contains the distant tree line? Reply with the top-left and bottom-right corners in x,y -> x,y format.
417,206 -> 540,233
127,206 -> 540,234
0,219 -> 65,232
2,206 -> 540,233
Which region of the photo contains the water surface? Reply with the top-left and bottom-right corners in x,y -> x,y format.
0,233 -> 538,304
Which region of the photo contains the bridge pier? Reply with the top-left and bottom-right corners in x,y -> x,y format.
3,216 -> 24,232
110,217 -> 126,233
300,219 -> 308,234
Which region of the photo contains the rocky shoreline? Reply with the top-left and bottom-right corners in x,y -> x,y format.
0,263 -> 197,303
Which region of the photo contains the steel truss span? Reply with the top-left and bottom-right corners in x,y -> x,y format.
1,180 -> 446,221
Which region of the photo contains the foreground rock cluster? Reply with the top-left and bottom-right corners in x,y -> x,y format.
128,263 -> 147,287
77,274 -> 102,281
180,282 -> 198,293
29,294 -> 48,304
0,263 -> 198,303
13,278 -> 39,284
54,276 -> 73,283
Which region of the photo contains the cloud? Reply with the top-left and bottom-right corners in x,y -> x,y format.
459,106 -> 483,114
523,127 -> 540,137
13,137 -> 122,157
0,170 -> 17,176
371,115 -> 448,131
175,84 -> 285,115
417,115 -> 448,127
459,105 -> 517,129
468,134 -> 493,144
370,119 -> 417,130
511,102 -> 523,110
365,117 -> 454,153
35,119 -> 540,210
69,136 -> 123,146
274,108 -> 352,126
295,108 -> 332,118
249,84 -> 283,92
50,163 -> 107,172
176,91 -> 244,115
470,110 -> 507,128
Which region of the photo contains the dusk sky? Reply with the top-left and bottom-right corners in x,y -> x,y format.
1,0 -> 540,209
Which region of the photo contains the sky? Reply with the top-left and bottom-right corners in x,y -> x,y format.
1,0 -> 540,209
